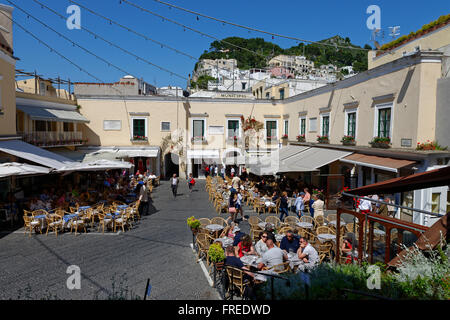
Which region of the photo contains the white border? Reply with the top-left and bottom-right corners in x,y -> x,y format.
264,119 -> 278,139
130,116 -> 148,139
373,102 -> 394,139
344,108 -> 358,139
319,112 -> 330,136
226,118 -> 241,138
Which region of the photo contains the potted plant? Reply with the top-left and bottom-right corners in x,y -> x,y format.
317,135 -> 329,144
341,135 -> 355,146
208,243 -> 225,270
416,140 -> 448,151
187,216 -> 201,234
281,134 -> 288,140
296,134 -> 305,142
369,137 -> 391,148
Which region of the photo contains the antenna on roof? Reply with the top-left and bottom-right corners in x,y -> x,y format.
389,26 -> 401,40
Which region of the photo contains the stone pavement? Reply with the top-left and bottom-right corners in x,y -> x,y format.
0,180 -> 221,300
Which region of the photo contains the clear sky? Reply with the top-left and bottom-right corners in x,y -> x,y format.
9,0 -> 450,89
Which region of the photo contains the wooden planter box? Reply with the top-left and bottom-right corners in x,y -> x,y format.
342,140 -> 356,146
370,142 -> 390,149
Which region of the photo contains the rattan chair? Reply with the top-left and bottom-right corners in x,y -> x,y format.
247,216 -> 262,228
225,266 -> 250,298
300,215 -> 314,224
314,215 -> 325,226
326,213 -> 337,223
210,217 -> 228,227
265,216 -> 281,229
267,261 -> 291,274
46,215 -> 63,236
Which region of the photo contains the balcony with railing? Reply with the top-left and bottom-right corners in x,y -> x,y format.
19,131 -> 87,147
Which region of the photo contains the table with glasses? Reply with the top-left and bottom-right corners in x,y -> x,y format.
240,254 -> 261,268
286,251 -> 302,269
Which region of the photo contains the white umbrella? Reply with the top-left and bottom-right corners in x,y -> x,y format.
0,162 -> 50,178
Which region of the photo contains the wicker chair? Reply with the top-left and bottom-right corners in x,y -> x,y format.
314,215 -> 325,227
211,217 -> 228,227
247,216 -> 262,228
198,218 -> 211,227
266,261 -> 291,274
265,216 -> 281,229
225,266 -> 251,298
299,216 -> 314,224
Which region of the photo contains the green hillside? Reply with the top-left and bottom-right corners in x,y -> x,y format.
197,36 -> 371,73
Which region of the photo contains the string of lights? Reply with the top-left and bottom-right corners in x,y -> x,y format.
149,0 -> 378,52
24,0 -> 188,80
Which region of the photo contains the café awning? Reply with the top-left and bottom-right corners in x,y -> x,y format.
0,162 -> 50,178
17,105 -> 89,123
278,147 -> 352,173
349,166 -> 450,195
57,159 -> 133,172
0,139 -> 74,169
340,153 -> 416,173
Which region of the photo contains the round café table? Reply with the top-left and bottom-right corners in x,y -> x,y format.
317,233 -> 336,243
296,222 -> 313,229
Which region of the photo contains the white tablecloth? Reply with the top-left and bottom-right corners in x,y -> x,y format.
296,222 -> 313,229
317,233 -> 336,243
373,229 -> 386,236
205,224 -> 224,232
275,234 -> 284,242
254,269 -> 278,282
240,255 -> 261,267
287,252 -> 302,269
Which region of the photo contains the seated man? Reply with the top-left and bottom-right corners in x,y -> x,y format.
297,237 -> 319,271
280,230 -> 300,254
257,234 -> 288,271
224,246 -> 256,299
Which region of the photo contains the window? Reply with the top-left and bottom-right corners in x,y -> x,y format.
299,117 -> 306,135
321,114 -> 330,136
161,122 -> 171,131
39,81 -> 46,96
347,112 -> 356,137
309,118 -> 317,132
227,119 -> 240,138
279,88 -> 285,100
132,118 -> 146,139
431,193 -> 441,214
63,122 -> 70,132
193,119 -> 205,138
265,120 -> 277,139
35,120 -> 52,132
266,92 -> 270,99
283,120 -> 289,136
378,108 -> 391,138
241,82 -> 246,90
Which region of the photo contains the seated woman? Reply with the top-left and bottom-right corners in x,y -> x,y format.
235,234 -> 256,258
341,237 -> 354,264
255,231 -> 270,257
220,222 -> 237,239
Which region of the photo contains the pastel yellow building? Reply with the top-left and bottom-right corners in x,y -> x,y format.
0,4 -> 16,138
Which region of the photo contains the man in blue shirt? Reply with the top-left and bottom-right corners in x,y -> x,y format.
280,230 -> 300,253
294,192 -> 305,218
224,246 -> 255,299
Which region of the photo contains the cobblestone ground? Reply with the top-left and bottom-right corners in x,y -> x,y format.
0,180 -> 220,300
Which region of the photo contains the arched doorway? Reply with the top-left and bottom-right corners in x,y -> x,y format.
222,148 -> 243,176
164,152 -> 179,179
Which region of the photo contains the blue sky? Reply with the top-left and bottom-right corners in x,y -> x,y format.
10,0 -> 450,89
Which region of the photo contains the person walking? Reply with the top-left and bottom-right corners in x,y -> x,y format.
138,178 -> 149,216
220,166 -> 225,179
188,173 -> 196,193
170,173 -> 179,198
279,191 -> 289,222
228,192 -> 238,224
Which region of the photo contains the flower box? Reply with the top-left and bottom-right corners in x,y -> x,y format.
296,135 -> 305,142
281,134 -> 288,139
341,135 -> 355,146
369,137 -> 391,149
317,135 -> 329,144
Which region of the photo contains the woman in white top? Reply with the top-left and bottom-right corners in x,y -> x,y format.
311,194 -> 324,217
255,231 -> 269,256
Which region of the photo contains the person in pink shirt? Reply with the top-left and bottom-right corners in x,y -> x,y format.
303,188 -> 311,214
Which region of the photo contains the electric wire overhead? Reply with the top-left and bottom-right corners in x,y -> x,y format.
25,0 -> 188,80
150,0 -> 378,52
